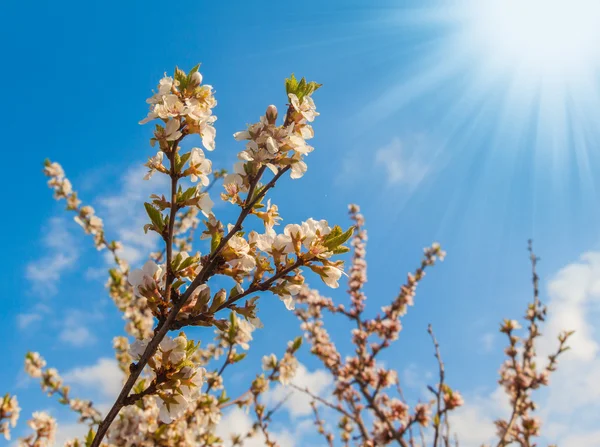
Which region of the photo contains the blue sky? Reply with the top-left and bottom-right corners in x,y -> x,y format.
3,1 -> 600,446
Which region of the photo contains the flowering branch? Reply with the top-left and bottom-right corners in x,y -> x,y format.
24,353 -> 102,426
18,65 -> 576,447
494,242 -> 573,447
87,65 -> 347,447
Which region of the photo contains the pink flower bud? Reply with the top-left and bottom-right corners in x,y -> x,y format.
266,104 -> 278,124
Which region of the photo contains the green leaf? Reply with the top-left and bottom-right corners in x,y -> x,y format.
188,63 -> 200,76
285,73 -> 322,102
291,336 -> 302,351
306,81 -> 322,96
331,246 -> 351,255
174,66 -> 188,89
178,186 -> 197,204
285,73 -> 299,96
325,225 -> 343,240
211,233 -> 222,253
297,77 -> 307,96
176,151 -> 192,172
172,252 -> 183,271
218,390 -> 229,404
144,203 -> 164,232
232,352 -> 247,363
324,226 -> 354,250
85,429 -> 95,447
172,279 -> 186,291
179,255 -> 197,271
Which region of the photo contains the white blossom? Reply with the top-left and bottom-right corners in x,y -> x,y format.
321,266 -> 343,288
164,118 -> 182,141
128,260 -> 163,297
289,93 -> 319,122
157,394 -> 188,424
189,148 -> 212,185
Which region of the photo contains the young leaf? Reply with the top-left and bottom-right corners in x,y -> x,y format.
324,226 -> 354,250
144,203 -> 164,232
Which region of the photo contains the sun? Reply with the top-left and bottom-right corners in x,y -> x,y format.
464,0 -> 600,80
359,1 -> 600,155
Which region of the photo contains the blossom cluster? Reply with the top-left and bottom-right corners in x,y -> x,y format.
0,393 -> 20,440
17,412 -> 57,447
129,333 -> 205,423
493,247 -> 573,447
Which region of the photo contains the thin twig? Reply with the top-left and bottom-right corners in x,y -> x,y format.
428,324 -> 445,447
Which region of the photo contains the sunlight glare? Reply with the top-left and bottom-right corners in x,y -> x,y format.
467,0 -> 600,79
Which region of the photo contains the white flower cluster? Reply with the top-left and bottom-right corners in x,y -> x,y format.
18,412 -> 56,447
130,333 -> 205,423
261,339 -> 301,385
140,67 -> 217,152
128,260 -> 165,301
0,394 -> 20,441
225,92 -> 317,193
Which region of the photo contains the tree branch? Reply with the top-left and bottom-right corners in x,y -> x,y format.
90,164 -> 290,447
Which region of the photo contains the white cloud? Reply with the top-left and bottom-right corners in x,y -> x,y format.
25,217 -> 79,296
450,387 -> 510,447
560,430 -> 600,447
16,301 -> 51,332
57,310 -> 100,347
375,137 -> 430,187
334,154 -> 365,186
54,421 -> 90,446
96,165 -> 168,266
85,266 -> 108,281
535,251 -> 600,445
216,407 -> 296,447
16,312 -> 42,329
335,136 -> 432,188
541,251 -> 600,361
59,326 -> 95,347
63,358 -> 123,399
481,332 -> 495,353
264,363 -> 333,418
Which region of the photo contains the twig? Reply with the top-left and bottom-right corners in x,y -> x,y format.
311,400 -> 335,447
428,324 -> 445,447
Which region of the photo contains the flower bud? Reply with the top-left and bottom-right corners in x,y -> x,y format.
174,335 -> 187,351
192,284 -> 212,314
266,105 -> 278,124
210,289 -> 227,312
190,71 -> 202,86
